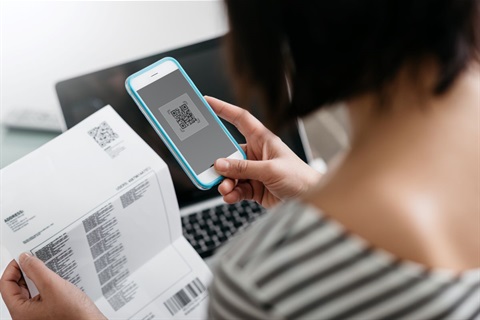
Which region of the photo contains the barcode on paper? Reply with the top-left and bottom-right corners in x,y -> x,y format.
163,278 -> 206,316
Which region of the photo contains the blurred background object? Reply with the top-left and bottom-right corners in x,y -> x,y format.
0,0 -> 228,167
304,104 -> 350,163
1,1 -> 227,128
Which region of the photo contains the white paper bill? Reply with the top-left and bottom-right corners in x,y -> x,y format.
1,106 -> 212,319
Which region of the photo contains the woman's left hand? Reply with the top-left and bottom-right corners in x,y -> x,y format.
0,253 -> 106,320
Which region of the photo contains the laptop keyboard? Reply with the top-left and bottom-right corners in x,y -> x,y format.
182,201 -> 267,258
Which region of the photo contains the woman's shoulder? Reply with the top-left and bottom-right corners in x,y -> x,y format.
208,200 -> 480,320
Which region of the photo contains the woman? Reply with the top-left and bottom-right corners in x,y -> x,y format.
1,0 -> 479,319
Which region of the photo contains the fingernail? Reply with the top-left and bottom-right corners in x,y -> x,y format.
19,252 -> 32,264
215,159 -> 229,171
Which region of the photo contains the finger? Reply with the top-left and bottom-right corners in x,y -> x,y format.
17,276 -> 28,290
18,253 -> 58,292
205,96 -> 266,137
0,260 -> 22,284
215,158 -> 268,181
0,260 -> 29,306
223,182 -> 254,203
223,191 -> 240,204
218,178 -> 236,196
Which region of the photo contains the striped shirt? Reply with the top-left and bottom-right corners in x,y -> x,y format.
208,201 -> 480,319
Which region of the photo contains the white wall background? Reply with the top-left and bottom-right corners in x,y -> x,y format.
0,1 -> 227,318
0,0 -> 227,121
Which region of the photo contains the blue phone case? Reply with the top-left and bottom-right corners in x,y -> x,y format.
125,57 -> 246,190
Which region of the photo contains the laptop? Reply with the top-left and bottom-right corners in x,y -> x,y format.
56,37 -> 313,258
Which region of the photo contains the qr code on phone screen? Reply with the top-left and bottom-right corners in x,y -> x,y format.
168,102 -> 199,132
88,121 -> 119,147
159,93 -> 208,141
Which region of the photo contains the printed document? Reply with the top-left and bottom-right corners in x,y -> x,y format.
1,106 -> 213,319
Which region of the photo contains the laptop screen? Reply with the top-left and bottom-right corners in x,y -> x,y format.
56,37 -> 310,207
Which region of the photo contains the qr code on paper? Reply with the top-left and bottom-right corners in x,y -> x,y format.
88,121 -> 119,147
168,102 -> 199,132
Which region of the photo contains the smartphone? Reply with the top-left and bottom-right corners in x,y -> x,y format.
125,57 -> 246,190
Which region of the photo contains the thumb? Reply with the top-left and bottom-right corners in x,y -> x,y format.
19,252 -> 60,293
215,158 -> 268,181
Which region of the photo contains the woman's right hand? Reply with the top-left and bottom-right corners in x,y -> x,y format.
207,96 -> 322,208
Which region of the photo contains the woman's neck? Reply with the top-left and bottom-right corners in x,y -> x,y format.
307,63 -> 480,270
345,64 -> 479,196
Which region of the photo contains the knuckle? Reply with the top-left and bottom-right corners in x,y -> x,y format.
264,160 -> 274,172
240,108 -> 250,118
272,134 -> 283,144
243,109 -> 252,119
42,279 -> 54,292
235,160 -> 248,174
234,108 -> 249,126
265,160 -> 280,175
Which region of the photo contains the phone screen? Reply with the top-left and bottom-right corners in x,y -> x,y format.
137,69 -> 238,175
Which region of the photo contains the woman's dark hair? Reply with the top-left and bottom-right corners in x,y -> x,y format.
224,0 -> 480,129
